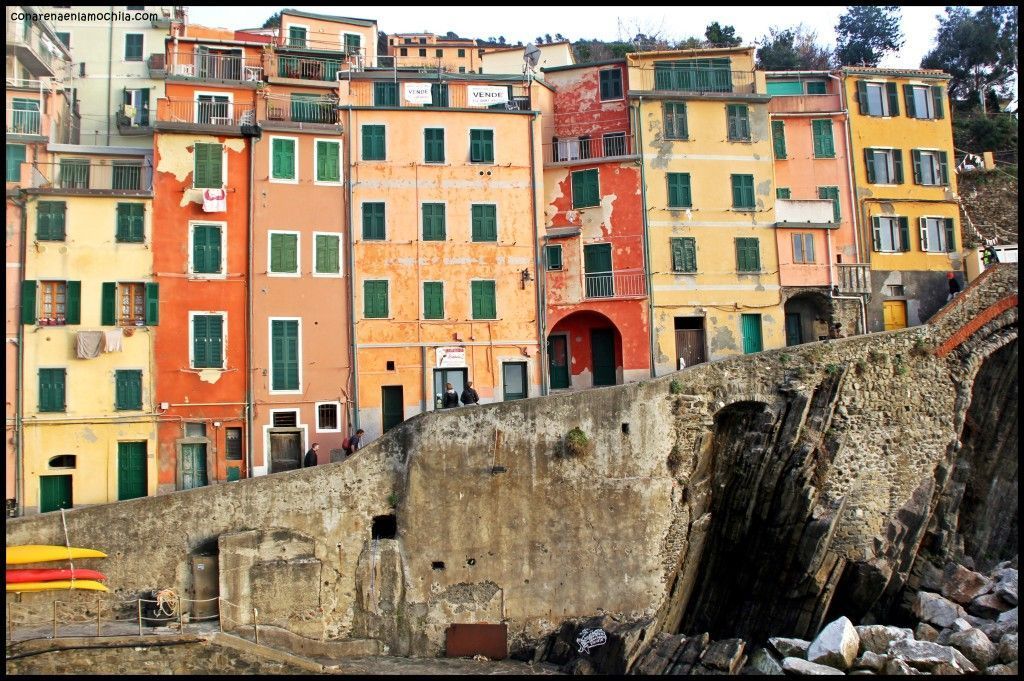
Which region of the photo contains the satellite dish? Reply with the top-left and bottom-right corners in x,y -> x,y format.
523,43 -> 541,70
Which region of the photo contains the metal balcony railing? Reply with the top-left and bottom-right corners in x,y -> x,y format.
158,99 -> 256,126
545,134 -> 635,165
31,159 -> 153,192
633,67 -> 756,95
263,97 -> 339,124
835,264 -> 871,294
7,107 -> 43,135
168,52 -> 263,82
116,103 -> 151,129
6,19 -> 69,78
340,81 -> 531,110
584,269 -> 646,298
273,54 -> 346,82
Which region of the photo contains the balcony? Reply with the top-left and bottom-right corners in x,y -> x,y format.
262,96 -> 339,125
271,54 -> 346,83
631,66 -> 757,96
339,80 -> 532,111
167,52 -> 263,82
584,269 -> 646,299
157,99 -> 256,129
835,264 -> 871,294
6,20 -> 69,78
775,199 -> 835,226
768,94 -> 842,114
147,53 -> 167,79
7,106 -> 44,136
115,104 -> 153,134
544,134 -> 636,166
29,159 -> 153,194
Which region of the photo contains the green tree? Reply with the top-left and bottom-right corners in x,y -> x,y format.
705,22 -> 742,47
835,5 -> 904,66
921,6 -> 1018,113
757,24 -> 833,70
261,11 -> 281,29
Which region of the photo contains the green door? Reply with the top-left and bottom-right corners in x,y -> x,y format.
39,474 -> 73,513
785,312 -> 803,347
502,362 -> 528,400
382,386 -> 404,432
591,329 -> 617,386
742,314 -> 763,354
117,441 -> 148,500
181,443 -> 208,489
583,243 -> 614,298
547,335 -> 570,389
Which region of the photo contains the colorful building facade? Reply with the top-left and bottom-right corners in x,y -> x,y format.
387,32 -> 480,73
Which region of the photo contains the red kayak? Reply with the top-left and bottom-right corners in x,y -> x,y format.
6,568 -> 107,584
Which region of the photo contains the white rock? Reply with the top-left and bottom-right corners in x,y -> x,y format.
782,657 -> 846,675
914,591 -> 967,628
853,651 -> 887,672
856,625 -> 912,654
808,617 -> 860,670
769,636 -> 810,658
888,638 -> 978,674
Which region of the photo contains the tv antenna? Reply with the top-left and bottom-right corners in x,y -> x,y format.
523,43 -> 541,82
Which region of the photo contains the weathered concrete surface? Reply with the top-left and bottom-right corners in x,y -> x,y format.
6,265 -> 1017,658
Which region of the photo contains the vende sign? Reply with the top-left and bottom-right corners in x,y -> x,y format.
435,346 -> 467,367
467,85 -> 508,107
404,82 -> 432,104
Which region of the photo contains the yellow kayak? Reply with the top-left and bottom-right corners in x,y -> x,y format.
6,545 -> 107,565
6,579 -> 108,593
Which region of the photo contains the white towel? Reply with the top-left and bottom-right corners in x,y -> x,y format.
103,328 -> 123,352
203,188 -> 226,213
75,331 -> 104,359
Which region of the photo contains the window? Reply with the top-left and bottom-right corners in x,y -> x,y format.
423,282 -> 444,319
36,281 -> 78,325
603,132 -> 627,157
124,33 -> 143,61
571,168 -> 599,208
871,215 -> 909,252
37,201 -> 67,241
185,422 -> 207,437
458,67 -> 466,74
400,47 -> 408,56
269,232 -> 299,274
653,57 -> 732,92
419,37 -> 427,45
363,280 -> 389,318
864,148 -> 903,184
314,234 -> 341,275
118,282 -> 146,325
362,125 -> 385,161
225,427 -> 243,459
905,85 -> 944,120
193,143 -> 223,189
7,144 -> 26,182
670,237 -> 697,273
817,186 -> 841,223
362,202 -> 385,240
599,68 -> 623,100
49,455 -> 76,468
424,128 -> 445,163
315,405 -> 339,433
806,81 -> 827,94
886,284 -> 905,297
735,237 -> 761,272
545,244 -> 563,270
662,103 -> 687,142
59,158 -> 90,188
419,48 -> 427,57
771,120 -> 786,159
191,314 -> 224,369
435,49 -> 443,58
191,224 -> 223,275
112,161 -> 143,189
270,137 -> 296,181
270,319 -> 300,392
426,83 -> 449,107
288,26 -> 307,48
115,370 -> 142,410
344,34 -> 361,55
469,129 -> 494,163
374,81 -> 398,107
471,280 -> 496,319
792,233 -> 815,263
667,173 -> 692,208
116,203 -> 144,242
919,217 -> 956,253
458,48 -> 466,58
55,31 -> 70,48
315,140 -> 341,183
471,204 -> 497,242
726,104 -> 750,141
101,281 -> 157,326
39,368 -> 66,412
811,119 -> 835,158
776,187 -> 791,199
857,81 -> 899,117
912,150 -> 948,186
422,203 -> 446,241
731,174 -> 755,210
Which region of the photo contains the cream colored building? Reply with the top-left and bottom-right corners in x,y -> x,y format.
481,41 -> 574,77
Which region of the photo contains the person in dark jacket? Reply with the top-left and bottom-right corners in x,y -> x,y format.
442,382 -> 460,408
947,271 -> 961,301
460,381 -> 480,405
303,442 -> 319,468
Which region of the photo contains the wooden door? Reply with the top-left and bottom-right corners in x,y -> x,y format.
883,300 -> 907,330
547,334 -> 570,389
382,386 -> 404,432
785,312 -> 803,346
590,329 -> 617,386
674,329 -> 706,368
117,441 -> 147,501
181,443 -> 209,488
269,432 -> 301,473
39,475 -> 72,513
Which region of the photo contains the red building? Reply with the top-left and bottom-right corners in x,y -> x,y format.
540,60 -> 651,389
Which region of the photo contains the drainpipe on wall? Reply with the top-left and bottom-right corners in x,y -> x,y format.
245,128 -> 257,478
12,192 -> 30,516
633,97 -> 657,378
528,110 -> 548,396
106,9 -> 113,145
345,106 -> 360,430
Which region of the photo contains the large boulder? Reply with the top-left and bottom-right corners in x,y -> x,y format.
941,563 -> 993,605
769,637 -> 810,659
998,607 -> 1018,624
853,651 -> 888,672
746,647 -> 784,675
808,617 -> 859,670
993,568 -> 1018,606
969,593 -> 1014,619
947,627 -> 997,668
997,632 -> 1017,663
914,623 -> 938,642
701,638 -> 746,673
914,591 -> 967,628
781,657 -> 845,675
856,625 -> 912,655
888,638 -> 978,674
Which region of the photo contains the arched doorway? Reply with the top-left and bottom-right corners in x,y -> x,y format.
784,291 -> 832,346
548,311 -> 623,389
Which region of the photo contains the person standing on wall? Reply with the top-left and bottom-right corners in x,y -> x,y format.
442,382 -> 460,409
303,442 -> 320,468
460,381 -> 480,406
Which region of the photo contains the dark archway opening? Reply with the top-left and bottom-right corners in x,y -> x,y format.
372,514 -> 397,539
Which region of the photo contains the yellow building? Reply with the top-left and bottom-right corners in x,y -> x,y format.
19,148 -> 158,513
387,32 -> 480,73
841,67 -> 960,331
627,47 -> 784,374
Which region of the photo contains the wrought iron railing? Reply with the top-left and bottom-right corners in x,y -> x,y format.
167,52 -> 263,82
7,107 -> 43,135
158,99 -> 255,126
273,54 -> 344,82
263,97 -> 339,124
32,159 -> 153,191
632,67 -> 756,95
545,134 -> 635,165
584,269 -> 646,298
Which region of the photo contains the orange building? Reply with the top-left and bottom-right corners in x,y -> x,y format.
278,9 -> 377,67
386,32 -> 480,73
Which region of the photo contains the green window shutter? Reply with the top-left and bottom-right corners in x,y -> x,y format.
599,69 -> 622,99
736,238 -> 760,272
898,216 -> 910,252
903,84 -> 916,118
812,120 -> 834,158
115,370 -> 142,410
270,233 -> 298,272
39,369 -> 66,412
115,203 -> 144,242
731,174 -> 754,209
571,168 -> 599,208
65,281 -> 81,325
373,81 -> 398,107
817,186 -> 841,223
21,280 -> 37,325
871,216 -> 881,251
423,282 -> 444,319
727,105 -> 749,140
667,173 -> 691,208
271,138 -> 295,179
193,143 -> 223,189
362,125 -> 385,161
428,83 -> 449,107
193,314 -> 223,368
316,141 -> 340,182
856,80 -> 868,114
424,128 -> 445,163
545,244 -> 563,270
145,282 -> 159,325
911,149 -> 922,184
471,280 -> 496,319
101,282 -> 117,326
270,320 -> 299,391
471,204 -> 497,242
7,144 -> 26,182
864,148 -> 876,183
938,151 -> 949,185
944,218 -> 956,252
362,202 -> 385,240
470,129 -> 494,163
771,120 -> 786,159
37,201 -> 67,241
776,188 -> 791,199
422,203 -> 446,241
663,102 -> 688,139
193,225 -> 222,274
885,82 -> 899,116
315,234 -> 340,274
931,86 -> 944,119
893,149 -> 904,184
670,237 -> 697,273
364,281 -> 388,318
